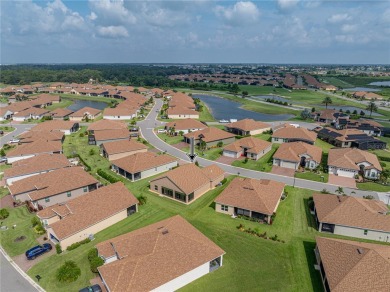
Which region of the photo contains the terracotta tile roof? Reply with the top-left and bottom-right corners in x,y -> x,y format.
13,107 -> 49,117
6,140 -> 62,158
102,140 -> 147,155
38,182 -> 138,240
328,148 -> 382,171
151,164 -> 224,195
184,127 -> 235,143
70,106 -> 102,117
18,131 -> 64,143
215,177 -> 285,215
316,237 -> 390,292
318,109 -> 337,120
4,154 -> 71,179
313,194 -> 390,232
93,129 -> 130,141
31,120 -> 79,132
223,136 -> 271,154
103,107 -> 136,116
165,119 -> 207,131
112,152 -> 177,174
49,108 -> 73,118
9,167 -> 98,201
167,106 -> 198,116
97,215 -> 225,292
272,124 -> 317,143
225,119 -> 270,132
87,119 -> 128,131
273,141 -> 322,163
5,101 -> 33,113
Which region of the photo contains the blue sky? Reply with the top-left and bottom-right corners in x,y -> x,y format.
1,0 -> 389,64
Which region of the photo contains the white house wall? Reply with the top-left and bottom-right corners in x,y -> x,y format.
332,224 -> 390,242
140,161 -> 178,180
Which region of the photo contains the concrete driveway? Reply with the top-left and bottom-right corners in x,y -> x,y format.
328,174 -> 357,189
271,166 -> 295,177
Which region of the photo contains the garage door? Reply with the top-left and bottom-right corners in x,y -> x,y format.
336,169 -> 355,178
280,161 -> 297,169
223,150 -> 238,158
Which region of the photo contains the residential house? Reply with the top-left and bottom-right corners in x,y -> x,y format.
37,182 -> 138,250
101,140 -> 148,161
165,118 -> 207,134
90,129 -> 130,146
225,119 -> 271,136
184,127 -> 236,147
49,108 -> 73,120
345,119 -> 384,136
18,131 -> 64,144
272,124 -> 317,144
111,152 -> 178,182
167,107 -> 199,119
223,136 -> 272,160
12,107 -> 49,121
0,108 -> 13,121
312,109 -> 349,125
313,194 -> 390,242
31,120 -> 80,135
69,107 -> 102,121
328,148 -> 382,179
272,141 -> 322,170
96,215 -> 225,292
150,164 -> 224,204
4,154 -> 71,185
103,107 -> 137,120
314,237 -> 390,292
8,167 -> 99,209
87,119 -> 128,133
215,177 -> 285,224
316,127 -> 386,150
6,139 -> 63,163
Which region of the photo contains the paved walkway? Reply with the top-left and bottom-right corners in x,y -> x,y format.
328,175 -> 357,189
138,98 -> 382,202
271,166 -> 295,177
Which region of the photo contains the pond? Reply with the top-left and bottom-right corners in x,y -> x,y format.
369,81 -> 390,87
193,94 -> 294,121
344,87 -> 380,92
67,99 -> 108,112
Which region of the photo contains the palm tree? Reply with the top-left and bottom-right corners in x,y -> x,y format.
335,186 -> 344,196
198,140 -> 207,155
322,96 -> 332,109
366,101 -> 378,117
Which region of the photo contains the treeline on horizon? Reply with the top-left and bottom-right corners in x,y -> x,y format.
0,64 -> 244,91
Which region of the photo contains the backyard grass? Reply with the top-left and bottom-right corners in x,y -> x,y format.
314,138 -> 334,154
45,99 -> 73,110
0,186 -> 10,199
0,206 -> 41,257
59,93 -> 114,104
198,100 -> 215,122
253,132 -> 272,141
357,182 -> 390,192
182,146 -> 223,161
157,132 -> 185,145
295,171 -> 329,183
231,144 -> 279,172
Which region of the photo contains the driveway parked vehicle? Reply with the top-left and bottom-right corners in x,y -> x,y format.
25,243 -> 52,260
9,139 -> 20,144
0,157 -> 7,163
79,284 -> 102,292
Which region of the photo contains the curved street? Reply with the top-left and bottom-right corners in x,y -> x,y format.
138,98 -> 380,200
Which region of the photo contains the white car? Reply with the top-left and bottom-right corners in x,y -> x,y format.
157,129 -> 166,133
9,139 -> 20,144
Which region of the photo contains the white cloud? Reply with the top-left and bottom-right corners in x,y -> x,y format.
341,24 -> 357,33
96,25 -> 129,38
215,1 -> 260,26
88,12 -> 97,21
276,0 -> 300,10
328,13 -> 352,23
89,0 -> 136,25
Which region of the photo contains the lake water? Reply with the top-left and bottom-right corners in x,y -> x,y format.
344,87 -> 380,92
67,99 -> 108,112
193,94 -> 294,121
369,81 -> 390,87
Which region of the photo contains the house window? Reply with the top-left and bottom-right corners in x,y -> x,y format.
344,142 -> 348,146
188,193 -> 194,202
45,198 -> 50,203
154,185 -> 158,191
67,192 -> 71,197
221,205 -> 228,211
364,230 -> 368,235
174,192 -> 186,202
83,187 -> 88,192
274,138 -> 278,142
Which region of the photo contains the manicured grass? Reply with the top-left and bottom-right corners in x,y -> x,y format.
253,132 -> 272,141
319,77 -> 354,89
198,100 -> 215,122
314,138 -> 334,154
0,186 -> 10,199
0,206 -> 41,257
45,100 -> 73,111
232,144 -> 279,172
59,93 -> 113,104
0,126 -> 15,133
295,171 -> 329,183
157,132 -> 185,145
0,163 -> 11,173
357,182 -> 390,192
371,149 -> 390,159
182,146 -> 223,161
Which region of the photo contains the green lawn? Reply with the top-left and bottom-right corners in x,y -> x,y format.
0,126 -> 15,133
295,171 -> 328,183
314,139 -> 334,154
198,100 -> 215,122
45,100 -> 73,111
157,132 -> 185,145
59,94 -> 113,104
0,206 -> 41,257
182,146 -> 223,161
253,132 -> 272,141
232,144 -> 279,172
0,186 -> 10,199
371,149 -> 390,159
357,182 -> 390,192
318,77 -> 354,89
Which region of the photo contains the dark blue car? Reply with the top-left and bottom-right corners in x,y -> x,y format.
25,243 -> 52,260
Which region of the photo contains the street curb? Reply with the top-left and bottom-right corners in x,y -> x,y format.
0,246 -> 45,292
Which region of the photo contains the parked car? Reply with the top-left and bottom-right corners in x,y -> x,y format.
0,130 -> 4,135
9,139 -> 20,144
0,157 -> 7,163
79,284 -> 102,292
25,243 -> 52,260
157,129 -> 166,133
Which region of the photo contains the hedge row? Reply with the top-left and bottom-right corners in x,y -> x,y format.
66,238 -> 91,251
97,169 -> 120,183
88,248 -> 104,273
378,156 -> 390,162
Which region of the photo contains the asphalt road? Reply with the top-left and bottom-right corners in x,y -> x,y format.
1,124 -> 34,148
138,98 -> 380,200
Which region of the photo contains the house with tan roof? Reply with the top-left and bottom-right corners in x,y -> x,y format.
167,106 -> 199,119
111,152 -> 178,182
184,127 -> 236,147
225,119 -> 271,136
89,129 -> 130,146
103,107 -> 137,120
313,194 -> 390,241
101,140 -> 147,161
6,140 -> 63,163
150,164 -> 224,204
215,177 -> 285,224
31,120 -> 79,135
273,141 -> 322,170
314,237 -> 390,292
37,182 -> 138,250
9,167 -> 99,209
87,119 -> 127,133
223,136 -> 272,160
12,107 -> 49,121
49,108 -> 73,120
0,108 -> 13,121
328,148 -> 382,179
165,118 -> 207,134
18,130 -> 64,144
4,154 -> 71,185
272,124 -> 317,145
69,106 -> 102,121
96,215 -> 225,292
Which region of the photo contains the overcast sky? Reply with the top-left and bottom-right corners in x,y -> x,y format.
1,0 -> 389,64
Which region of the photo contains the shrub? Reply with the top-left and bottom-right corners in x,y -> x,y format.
97,169 -> 120,183
35,224 -> 46,235
138,195 -> 147,205
363,195 -> 374,200
66,238 -> 91,251
195,161 -> 199,166
56,261 -> 81,283
0,148 -> 5,156
244,157 -> 249,164
88,248 -> 104,273
31,216 -> 40,227
89,149 -> 95,156
221,178 -> 227,185
79,132 -> 84,137
217,141 -> 223,148
56,244 -> 62,254
0,208 -> 9,220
